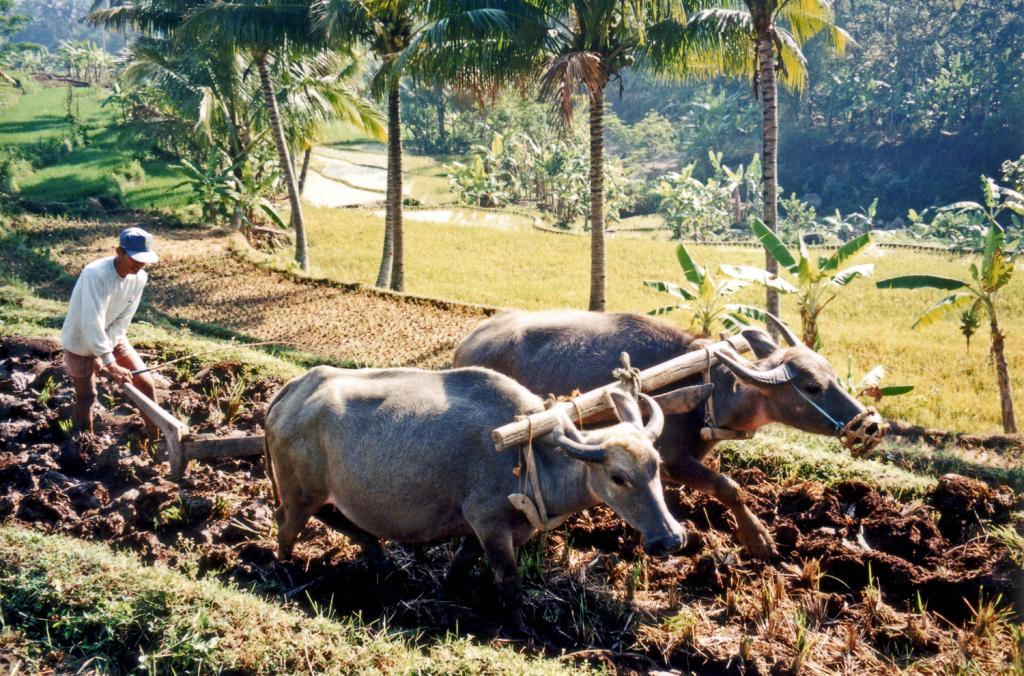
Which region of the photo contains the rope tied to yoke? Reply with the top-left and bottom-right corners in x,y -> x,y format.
611,352 -> 642,403
702,346 -> 716,431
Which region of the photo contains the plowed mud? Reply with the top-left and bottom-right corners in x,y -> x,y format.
1,336 -> 1021,673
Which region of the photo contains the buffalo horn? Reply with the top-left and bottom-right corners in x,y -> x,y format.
715,349 -> 797,387
653,383 -> 713,415
763,311 -> 802,347
639,393 -> 665,440
555,434 -> 608,463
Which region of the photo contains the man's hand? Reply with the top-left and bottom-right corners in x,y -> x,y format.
103,362 -> 134,385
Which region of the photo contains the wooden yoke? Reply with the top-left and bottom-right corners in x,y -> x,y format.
491,334 -> 752,452
118,382 -> 190,477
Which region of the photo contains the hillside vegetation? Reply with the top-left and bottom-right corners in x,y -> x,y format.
0,84 -> 189,210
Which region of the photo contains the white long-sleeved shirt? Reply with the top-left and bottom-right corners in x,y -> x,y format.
60,257 -> 148,365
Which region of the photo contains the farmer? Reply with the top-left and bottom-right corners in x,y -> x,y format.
60,227 -> 160,438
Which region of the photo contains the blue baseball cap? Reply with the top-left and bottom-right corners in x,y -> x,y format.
119,227 -> 159,264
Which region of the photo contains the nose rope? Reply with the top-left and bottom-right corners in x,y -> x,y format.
789,382 -> 844,434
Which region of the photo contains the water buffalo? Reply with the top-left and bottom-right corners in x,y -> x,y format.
264,365 -> 684,605
453,311 -> 886,559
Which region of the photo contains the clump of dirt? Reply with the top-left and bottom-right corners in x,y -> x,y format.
929,473 -> 1014,541
1,336 -> 1020,673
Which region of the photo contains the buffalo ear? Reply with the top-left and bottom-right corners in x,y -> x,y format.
741,328 -> 779,359
654,383 -> 713,414
607,389 -> 643,427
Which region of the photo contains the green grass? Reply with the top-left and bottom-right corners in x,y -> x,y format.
720,426 -> 1024,497
283,204 -> 1024,433
0,85 -> 190,210
0,526 -> 582,675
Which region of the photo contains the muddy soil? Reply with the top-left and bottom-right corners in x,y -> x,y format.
1,336 -> 1021,673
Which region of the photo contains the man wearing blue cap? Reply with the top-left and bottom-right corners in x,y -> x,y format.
61,227 -> 160,437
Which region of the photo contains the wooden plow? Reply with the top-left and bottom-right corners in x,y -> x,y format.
121,334 -> 751,479
118,382 -> 264,479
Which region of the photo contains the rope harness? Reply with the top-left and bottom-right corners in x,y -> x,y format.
789,381 -> 886,456
699,347 -> 754,442
506,353 -> 644,532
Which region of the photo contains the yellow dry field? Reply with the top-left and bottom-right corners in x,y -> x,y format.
293,205 -> 1024,433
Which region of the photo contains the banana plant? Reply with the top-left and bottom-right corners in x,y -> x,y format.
175,146 -> 285,230
643,243 -> 793,337
731,218 -> 875,349
876,177 -> 1023,433
839,362 -> 913,403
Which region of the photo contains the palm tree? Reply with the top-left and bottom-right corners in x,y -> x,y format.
315,0 -> 528,291
276,52 -> 386,220
685,1 -> 850,325
92,0 -> 380,253
180,0 -> 317,269
423,0 -> 728,311
313,0 -> 417,290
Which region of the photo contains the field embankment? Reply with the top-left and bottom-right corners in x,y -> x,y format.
0,526 -> 574,674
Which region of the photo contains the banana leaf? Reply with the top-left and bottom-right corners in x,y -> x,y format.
259,199 -> 287,230
981,224 -> 1005,286
675,243 -> 705,285
876,275 -> 968,290
751,218 -> 798,274
720,264 -> 798,292
911,292 -> 976,330
644,280 -> 697,301
821,232 -> 872,272
879,385 -> 914,396
831,263 -> 874,286
647,303 -> 691,316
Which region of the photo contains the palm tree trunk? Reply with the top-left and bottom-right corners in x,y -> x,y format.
388,84 -> 405,292
298,147 -> 311,196
990,315 -> 1017,433
433,83 -> 447,151
757,28 -> 781,331
256,54 -> 308,271
376,84 -> 403,290
588,85 -> 606,312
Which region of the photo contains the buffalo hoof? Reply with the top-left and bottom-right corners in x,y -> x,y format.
738,521 -> 777,559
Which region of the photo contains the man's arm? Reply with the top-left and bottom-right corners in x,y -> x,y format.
75,269 -> 117,365
106,275 -> 146,348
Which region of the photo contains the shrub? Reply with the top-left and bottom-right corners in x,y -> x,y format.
116,159 -> 146,185
26,137 -> 73,168
0,154 -> 32,193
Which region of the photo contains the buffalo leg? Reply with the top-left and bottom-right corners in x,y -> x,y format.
476,531 -> 523,613
668,456 -> 776,559
445,537 -> 484,586
275,502 -> 317,560
314,505 -> 386,561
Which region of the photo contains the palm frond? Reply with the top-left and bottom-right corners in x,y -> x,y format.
774,27 -> 808,91
539,50 -> 604,126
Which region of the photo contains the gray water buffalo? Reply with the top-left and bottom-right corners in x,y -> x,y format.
453,310 -> 886,559
264,365 -> 684,603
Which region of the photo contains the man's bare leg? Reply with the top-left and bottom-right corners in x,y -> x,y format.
71,375 -> 97,435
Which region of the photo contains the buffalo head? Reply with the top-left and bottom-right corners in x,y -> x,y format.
711,314 -> 886,455
542,390 -> 685,556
